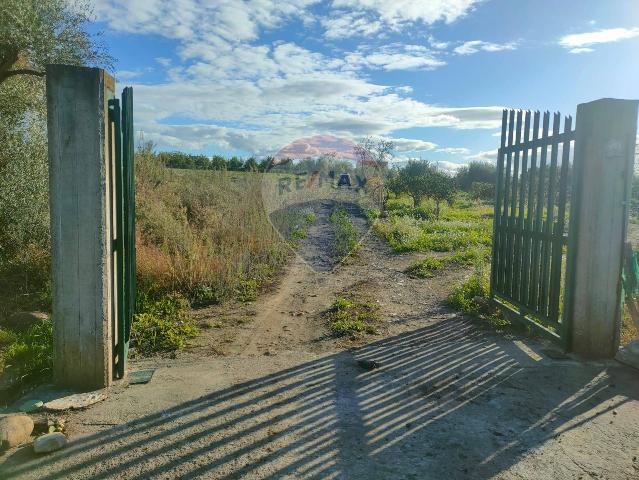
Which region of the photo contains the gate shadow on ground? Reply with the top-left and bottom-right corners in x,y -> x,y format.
3,317 -> 638,479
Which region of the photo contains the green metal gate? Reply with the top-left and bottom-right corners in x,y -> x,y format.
108,87 -> 136,379
490,109 -> 574,347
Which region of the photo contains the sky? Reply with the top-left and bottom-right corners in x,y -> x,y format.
89,0 -> 639,171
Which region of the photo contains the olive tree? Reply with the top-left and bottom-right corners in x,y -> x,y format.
0,0 -> 112,84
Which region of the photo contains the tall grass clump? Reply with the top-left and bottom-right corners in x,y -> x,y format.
135,143 -> 289,306
329,205 -> 359,258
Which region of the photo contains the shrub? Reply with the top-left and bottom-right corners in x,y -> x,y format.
132,294 -> 199,355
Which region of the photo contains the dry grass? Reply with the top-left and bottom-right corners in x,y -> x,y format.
135,150 -> 289,305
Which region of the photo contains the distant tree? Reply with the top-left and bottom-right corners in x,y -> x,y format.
258,157 -> 273,172
470,181 -> 494,202
354,137 -> 394,173
426,170 -> 456,217
397,160 -> 434,208
456,161 -> 496,191
158,151 -> 211,170
243,157 -> 259,172
210,155 -> 227,170
385,168 -> 404,199
0,0 -> 113,85
227,157 -> 244,171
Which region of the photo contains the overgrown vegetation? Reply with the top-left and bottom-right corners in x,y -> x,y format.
131,294 -> 199,356
447,265 -> 508,328
328,296 -> 380,336
329,205 -> 359,258
375,194 -> 492,254
1,321 -> 53,385
406,246 -> 490,278
270,204 -> 317,247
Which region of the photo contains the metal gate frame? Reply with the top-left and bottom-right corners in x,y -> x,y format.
490,109 -> 575,348
108,87 -> 136,379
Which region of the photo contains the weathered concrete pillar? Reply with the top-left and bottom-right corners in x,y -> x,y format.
46,65 -> 115,389
566,98 -> 639,358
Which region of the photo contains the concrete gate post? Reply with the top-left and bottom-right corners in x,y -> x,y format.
566,98 -> 639,358
46,65 -> 116,389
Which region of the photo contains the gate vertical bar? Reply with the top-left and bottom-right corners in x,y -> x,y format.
120,87 -> 136,377
499,111 -> 515,290
490,111 -> 508,294
505,111 -> 522,297
520,111 -> 540,306
514,111 -> 531,303
529,112 -> 550,311
539,113 -> 561,317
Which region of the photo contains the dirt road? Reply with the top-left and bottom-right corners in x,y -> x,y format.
2,207 -> 639,479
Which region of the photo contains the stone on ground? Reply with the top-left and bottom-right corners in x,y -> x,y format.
44,390 -> 107,411
0,414 -> 34,449
33,432 -> 67,454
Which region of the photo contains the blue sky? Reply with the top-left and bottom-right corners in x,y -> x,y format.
91,0 -> 639,171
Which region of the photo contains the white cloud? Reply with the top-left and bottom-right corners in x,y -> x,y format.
428,35 -> 449,50
390,138 -> 438,152
434,160 -> 466,175
559,27 -> 639,51
322,12 -> 382,39
568,47 -> 595,54
115,69 -> 145,80
331,0 -> 480,27
465,149 -> 497,162
453,40 -> 517,55
92,0 -> 503,154
322,0 -> 479,38
345,44 -> 445,71
436,147 -> 471,155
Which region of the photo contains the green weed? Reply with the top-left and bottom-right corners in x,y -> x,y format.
406,247 -> 490,278
1,321 -> 53,384
132,294 -> 199,355
329,296 -> 380,336
447,265 -> 508,328
329,206 -> 359,258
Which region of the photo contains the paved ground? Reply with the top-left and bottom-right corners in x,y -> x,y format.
2,208 -> 638,479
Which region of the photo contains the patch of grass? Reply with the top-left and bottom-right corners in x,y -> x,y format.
132,294 -> 200,356
365,208 -> 380,224
1,321 -> 53,384
406,246 -> 490,278
328,296 -> 380,336
375,194 -> 492,254
447,264 -> 508,328
329,206 -> 359,258
236,278 -> 259,303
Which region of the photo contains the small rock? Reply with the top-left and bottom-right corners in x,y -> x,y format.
0,414 -> 34,449
357,359 -> 380,370
1,311 -> 49,332
19,399 -> 44,413
33,432 -> 67,453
